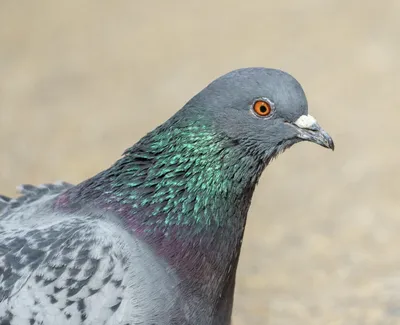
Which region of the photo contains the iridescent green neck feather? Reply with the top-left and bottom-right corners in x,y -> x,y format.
82,116 -> 265,234
68,115 -> 264,233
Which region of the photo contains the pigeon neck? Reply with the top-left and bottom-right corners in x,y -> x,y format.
106,120 -> 264,231
64,119 -> 265,306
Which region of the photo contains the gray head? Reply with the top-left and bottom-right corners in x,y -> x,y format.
181,67 -> 334,159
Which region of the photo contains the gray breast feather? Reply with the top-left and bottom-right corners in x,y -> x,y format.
0,204 -> 180,324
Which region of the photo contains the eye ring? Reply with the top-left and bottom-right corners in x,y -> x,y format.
253,100 -> 273,117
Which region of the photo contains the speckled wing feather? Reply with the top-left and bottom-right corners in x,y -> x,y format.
0,182 -> 73,216
0,183 -> 180,325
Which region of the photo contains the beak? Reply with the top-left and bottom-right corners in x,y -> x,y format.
293,115 -> 334,150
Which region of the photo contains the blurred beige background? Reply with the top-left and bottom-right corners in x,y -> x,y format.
1,1 -> 399,324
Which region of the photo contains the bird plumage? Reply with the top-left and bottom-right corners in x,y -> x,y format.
0,68 -> 333,324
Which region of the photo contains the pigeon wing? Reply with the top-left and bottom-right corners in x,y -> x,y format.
0,184 -> 180,325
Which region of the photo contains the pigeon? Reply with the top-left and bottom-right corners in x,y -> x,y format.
0,68 -> 334,325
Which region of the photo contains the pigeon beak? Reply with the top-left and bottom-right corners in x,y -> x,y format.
293,115 -> 335,150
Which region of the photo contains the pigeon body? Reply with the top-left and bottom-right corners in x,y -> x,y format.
0,68 -> 334,324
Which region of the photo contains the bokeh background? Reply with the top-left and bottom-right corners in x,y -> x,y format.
1,1 -> 399,324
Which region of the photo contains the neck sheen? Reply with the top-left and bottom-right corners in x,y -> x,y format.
61,118 -> 265,306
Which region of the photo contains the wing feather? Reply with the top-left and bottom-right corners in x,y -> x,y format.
0,208 -> 180,324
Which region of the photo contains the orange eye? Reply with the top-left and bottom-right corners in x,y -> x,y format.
253,100 -> 272,117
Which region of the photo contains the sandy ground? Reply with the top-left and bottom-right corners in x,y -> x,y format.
1,1 -> 400,324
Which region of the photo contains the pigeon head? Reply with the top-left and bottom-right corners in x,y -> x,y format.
180,67 -> 334,162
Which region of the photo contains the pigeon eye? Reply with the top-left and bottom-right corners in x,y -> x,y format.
253,100 -> 272,117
